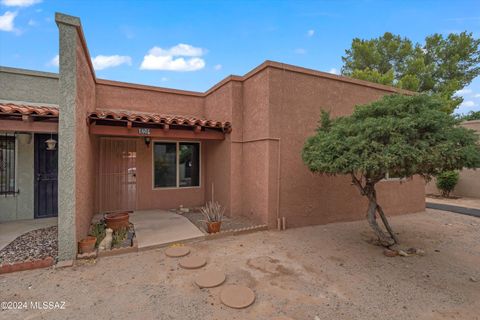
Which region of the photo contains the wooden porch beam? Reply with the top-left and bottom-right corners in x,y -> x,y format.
0,119 -> 58,133
89,123 -> 225,140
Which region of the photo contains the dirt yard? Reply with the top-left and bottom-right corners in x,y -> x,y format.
1,209 -> 479,320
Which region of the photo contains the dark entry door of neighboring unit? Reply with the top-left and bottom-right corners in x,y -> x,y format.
34,134 -> 58,218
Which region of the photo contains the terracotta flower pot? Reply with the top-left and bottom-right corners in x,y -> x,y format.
105,212 -> 130,231
79,236 -> 97,254
206,221 -> 222,234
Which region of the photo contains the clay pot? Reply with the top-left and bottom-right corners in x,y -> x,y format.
206,221 -> 222,234
79,236 -> 97,254
105,212 -> 130,231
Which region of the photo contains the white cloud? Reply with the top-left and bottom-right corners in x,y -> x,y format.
1,0 -> 41,7
92,55 -> 132,70
160,77 -> 168,82
149,43 -> 205,57
473,93 -> 480,98
0,11 -> 16,32
328,68 -> 339,75
294,48 -> 306,54
140,44 -> 206,72
214,64 -> 222,71
456,99 -> 480,115
307,29 -> 315,37
27,19 -> 35,26
456,88 -> 472,95
461,100 -> 477,108
47,54 -> 58,67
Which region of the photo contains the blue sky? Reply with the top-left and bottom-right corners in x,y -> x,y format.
0,0 -> 479,115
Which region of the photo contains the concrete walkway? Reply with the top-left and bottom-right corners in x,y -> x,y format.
426,196 -> 480,218
0,217 -> 57,251
130,210 -> 204,250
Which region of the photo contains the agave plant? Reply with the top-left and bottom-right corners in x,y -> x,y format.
200,200 -> 225,223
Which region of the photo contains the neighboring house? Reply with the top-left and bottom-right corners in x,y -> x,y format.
0,13 -> 425,261
426,120 -> 480,198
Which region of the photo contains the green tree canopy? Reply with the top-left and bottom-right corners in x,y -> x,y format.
302,94 -> 480,246
341,32 -> 480,113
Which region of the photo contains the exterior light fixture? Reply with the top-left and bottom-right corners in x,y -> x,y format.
45,133 -> 57,151
144,137 -> 151,147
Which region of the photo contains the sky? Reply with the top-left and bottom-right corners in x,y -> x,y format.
0,0 -> 479,115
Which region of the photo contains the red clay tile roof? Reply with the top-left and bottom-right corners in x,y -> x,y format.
0,102 -> 59,117
89,109 -> 232,132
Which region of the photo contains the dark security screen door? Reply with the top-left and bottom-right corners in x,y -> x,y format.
34,134 -> 58,218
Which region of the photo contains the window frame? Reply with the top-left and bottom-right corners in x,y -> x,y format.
0,134 -> 17,196
152,140 -> 201,190
383,171 -> 406,182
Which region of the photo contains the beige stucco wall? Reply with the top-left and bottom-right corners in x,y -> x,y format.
426,120 -> 480,198
0,134 -> 35,222
0,68 -> 59,222
0,67 -> 58,105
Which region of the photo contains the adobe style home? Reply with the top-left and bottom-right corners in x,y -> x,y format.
0,13 -> 425,261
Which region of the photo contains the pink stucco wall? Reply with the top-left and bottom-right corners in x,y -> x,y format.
88,61 -> 425,230
75,36 -> 98,242
95,80 -> 204,116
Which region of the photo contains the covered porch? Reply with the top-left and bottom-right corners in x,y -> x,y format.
88,109 -> 231,215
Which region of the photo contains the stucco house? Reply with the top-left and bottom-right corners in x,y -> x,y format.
0,13 -> 425,261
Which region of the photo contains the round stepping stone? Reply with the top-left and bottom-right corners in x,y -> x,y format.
179,256 -> 207,269
165,246 -> 190,258
220,285 -> 255,309
194,269 -> 226,288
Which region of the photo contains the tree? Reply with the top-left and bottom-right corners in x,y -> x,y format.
435,171 -> 459,198
457,110 -> 480,121
302,94 -> 480,246
341,32 -> 480,113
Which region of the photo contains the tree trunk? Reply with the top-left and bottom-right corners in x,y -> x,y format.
350,175 -> 398,247
366,195 -> 396,247
376,204 -> 399,244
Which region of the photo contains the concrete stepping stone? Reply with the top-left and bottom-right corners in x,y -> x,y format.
165,246 -> 191,257
194,269 -> 226,288
220,285 -> 255,309
179,256 -> 207,269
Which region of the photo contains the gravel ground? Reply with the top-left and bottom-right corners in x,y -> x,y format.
181,211 -> 262,233
0,226 -> 57,265
0,209 -> 479,320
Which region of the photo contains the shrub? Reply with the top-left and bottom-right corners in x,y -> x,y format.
436,171 -> 460,197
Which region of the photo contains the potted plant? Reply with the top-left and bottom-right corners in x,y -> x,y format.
104,211 -> 130,231
200,200 -> 225,233
78,236 -> 97,254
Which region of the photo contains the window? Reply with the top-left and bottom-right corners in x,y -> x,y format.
153,142 -> 200,188
0,135 -> 16,195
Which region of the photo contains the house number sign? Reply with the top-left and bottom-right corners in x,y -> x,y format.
138,128 -> 151,135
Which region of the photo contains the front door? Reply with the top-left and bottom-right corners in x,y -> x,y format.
34,134 -> 58,218
98,138 -> 137,213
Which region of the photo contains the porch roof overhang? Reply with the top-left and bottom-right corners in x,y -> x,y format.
0,101 -> 59,133
88,109 -> 232,141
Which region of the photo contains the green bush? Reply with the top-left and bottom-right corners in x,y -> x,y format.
436,171 -> 460,198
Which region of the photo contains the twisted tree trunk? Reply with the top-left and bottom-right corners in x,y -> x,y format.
351,174 -> 398,246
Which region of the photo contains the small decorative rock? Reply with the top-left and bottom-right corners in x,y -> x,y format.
194,269 -> 226,288
220,285 -> 255,309
179,256 -> 207,269
398,250 -> 409,257
165,246 -> 191,258
383,249 -> 398,257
